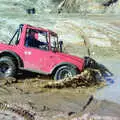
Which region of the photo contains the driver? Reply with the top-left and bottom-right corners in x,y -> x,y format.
25,30 -> 47,49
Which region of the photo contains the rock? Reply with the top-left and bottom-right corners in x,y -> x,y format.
68,111 -> 76,116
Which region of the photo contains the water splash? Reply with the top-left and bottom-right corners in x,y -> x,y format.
103,73 -> 115,85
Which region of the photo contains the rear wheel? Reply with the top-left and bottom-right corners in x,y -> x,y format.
0,56 -> 17,78
54,65 -> 79,80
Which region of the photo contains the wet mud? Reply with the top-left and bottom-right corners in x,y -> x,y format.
0,66 -> 119,120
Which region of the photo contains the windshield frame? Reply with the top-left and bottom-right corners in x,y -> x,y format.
49,32 -> 59,52
8,24 -> 23,45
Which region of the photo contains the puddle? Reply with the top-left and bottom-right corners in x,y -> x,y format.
95,59 -> 120,104
95,76 -> 120,104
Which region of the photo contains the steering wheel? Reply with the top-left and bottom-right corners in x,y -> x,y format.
39,45 -> 48,50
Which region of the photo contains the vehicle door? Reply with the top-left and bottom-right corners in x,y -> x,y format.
23,29 -> 55,73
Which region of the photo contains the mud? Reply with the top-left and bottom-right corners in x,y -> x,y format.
0,67 -> 119,120
0,82 -> 120,120
0,102 -> 35,120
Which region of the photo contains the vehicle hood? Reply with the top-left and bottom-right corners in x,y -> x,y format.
56,52 -> 84,64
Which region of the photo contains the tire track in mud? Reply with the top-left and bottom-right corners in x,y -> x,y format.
0,102 -> 36,120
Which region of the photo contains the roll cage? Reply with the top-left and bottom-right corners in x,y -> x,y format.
8,24 -> 61,52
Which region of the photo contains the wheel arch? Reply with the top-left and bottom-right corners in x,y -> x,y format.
51,62 -> 80,75
0,50 -> 24,68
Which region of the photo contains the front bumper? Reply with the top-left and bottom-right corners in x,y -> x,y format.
84,56 -> 98,69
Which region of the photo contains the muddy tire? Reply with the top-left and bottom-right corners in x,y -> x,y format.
54,65 -> 78,80
0,56 -> 17,78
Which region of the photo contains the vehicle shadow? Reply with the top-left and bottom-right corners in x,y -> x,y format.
17,70 -> 50,80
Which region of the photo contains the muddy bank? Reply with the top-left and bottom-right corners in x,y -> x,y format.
0,84 -> 120,120
64,44 -> 120,60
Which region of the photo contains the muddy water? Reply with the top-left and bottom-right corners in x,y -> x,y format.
95,59 -> 120,104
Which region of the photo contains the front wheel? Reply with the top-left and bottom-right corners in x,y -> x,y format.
54,65 -> 79,80
0,56 -> 17,78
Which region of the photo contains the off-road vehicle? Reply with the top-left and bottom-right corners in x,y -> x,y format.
0,24 -> 95,80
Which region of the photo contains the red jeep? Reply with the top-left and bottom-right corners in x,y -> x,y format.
0,24 -> 95,80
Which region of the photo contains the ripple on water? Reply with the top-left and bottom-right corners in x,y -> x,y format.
95,75 -> 120,104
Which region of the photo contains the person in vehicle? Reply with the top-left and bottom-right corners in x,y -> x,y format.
25,30 -> 48,49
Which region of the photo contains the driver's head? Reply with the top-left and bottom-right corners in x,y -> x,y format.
28,29 -> 36,37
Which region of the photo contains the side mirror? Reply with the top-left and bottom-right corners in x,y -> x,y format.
59,40 -> 63,52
